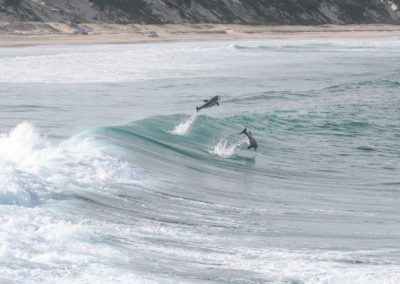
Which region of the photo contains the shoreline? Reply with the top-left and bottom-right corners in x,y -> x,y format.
1,23 -> 400,47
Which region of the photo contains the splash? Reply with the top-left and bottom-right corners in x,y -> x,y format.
171,112 -> 198,136
0,122 -> 50,170
209,136 -> 248,158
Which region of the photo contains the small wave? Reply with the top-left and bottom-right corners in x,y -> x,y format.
209,136 -> 248,158
233,43 -> 335,52
326,79 -> 400,93
171,112 -> 198,136
233,44 -> 271,50
356,146 -> 377,152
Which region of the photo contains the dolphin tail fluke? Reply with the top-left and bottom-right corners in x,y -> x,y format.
239,128 -> 247,135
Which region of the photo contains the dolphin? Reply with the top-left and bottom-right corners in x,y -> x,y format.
196,96 -> 220,112
239,128 -> 258,151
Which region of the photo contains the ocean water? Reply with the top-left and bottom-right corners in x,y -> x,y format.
0,38 -> 399,283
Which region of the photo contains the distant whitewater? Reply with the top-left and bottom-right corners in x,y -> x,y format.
0,39 -> 399,283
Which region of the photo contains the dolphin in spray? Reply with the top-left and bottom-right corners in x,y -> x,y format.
196,96 -> 220,112
239,128 -> 258,151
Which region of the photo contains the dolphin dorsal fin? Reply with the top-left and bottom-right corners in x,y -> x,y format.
239,128 -> 247,135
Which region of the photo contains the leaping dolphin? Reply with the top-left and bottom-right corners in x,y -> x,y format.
196,96 -> 220,112
239,128 -> 258,151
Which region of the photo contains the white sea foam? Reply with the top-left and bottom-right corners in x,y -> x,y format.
171,112 -> 198,136
0,205 -> 160,284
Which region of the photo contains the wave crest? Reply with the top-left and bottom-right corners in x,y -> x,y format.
0,123 -> 139,206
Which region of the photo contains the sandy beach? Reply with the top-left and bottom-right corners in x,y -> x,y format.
1,23 -> 400,47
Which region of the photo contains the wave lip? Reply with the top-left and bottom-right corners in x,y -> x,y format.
0,122 -> 51,170
0,122 -> 53,206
